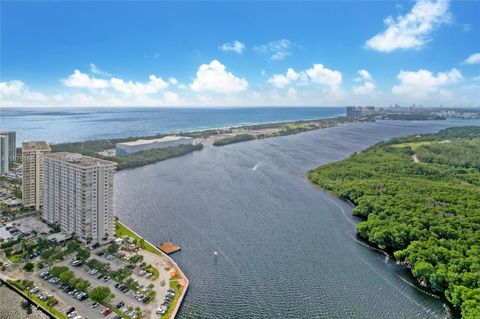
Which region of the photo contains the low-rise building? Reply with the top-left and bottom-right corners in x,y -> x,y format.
116,136 -> 193,157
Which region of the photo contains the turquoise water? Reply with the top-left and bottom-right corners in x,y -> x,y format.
0,107 -> 344,145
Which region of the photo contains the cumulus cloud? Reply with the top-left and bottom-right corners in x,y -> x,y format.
254,39 -> 295,61
0,80 -> 48,105
220,40 -> 245,54
110,75 -> 169,95
190,60 -> 248,94
463,53 -> 480,65
0,80 -> 25,96
62,70 -> 110,89
365,0 -> 451,52
353,70 -> 377,95
268,64 -> 342,89
267,68 -> 301,88
392,68 -> 462,96
62,69 -> 169,95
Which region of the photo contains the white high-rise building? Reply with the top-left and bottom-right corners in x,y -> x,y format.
0,131 -> 16,164
43,152 -> 117,244
0,135 -> 9,174
22,141 -> 51,210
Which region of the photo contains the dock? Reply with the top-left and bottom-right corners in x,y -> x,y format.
157,242 -> 181,254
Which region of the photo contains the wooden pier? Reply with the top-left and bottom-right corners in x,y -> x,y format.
157,242 -> 181,254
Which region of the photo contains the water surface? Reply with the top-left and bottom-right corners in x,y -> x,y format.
0,107 -> 344,145
115,119 -> 478,319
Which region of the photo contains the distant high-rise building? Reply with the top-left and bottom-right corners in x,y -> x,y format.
0,135 -> 9,174
0,131 -> 17,164
22,141 -> 51,210
346,106 -> 356,120
43,152 -> 117,244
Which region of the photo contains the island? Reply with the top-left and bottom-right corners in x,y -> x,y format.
308,126 -> 480,319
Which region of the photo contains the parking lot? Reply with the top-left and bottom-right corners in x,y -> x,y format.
0,216 -> 51,241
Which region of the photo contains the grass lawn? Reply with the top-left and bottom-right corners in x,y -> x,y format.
391,140 -> 435,150
144,265 -> 159,280
115,221 -> 160,256
160,277 -> 183,318
8,280 -> 67,319
7,253 -> 21,263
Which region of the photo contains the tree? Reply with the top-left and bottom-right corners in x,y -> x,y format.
106,243 -> 119,255
129,254 -> 144,264
89,286 -> 113,303
75,279 -> 90,292
49,266 -> 68,277
59,270 -> 75,284
23,262 -> 34,272
76,248 -> 90,261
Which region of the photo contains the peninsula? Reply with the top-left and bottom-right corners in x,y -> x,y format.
308,126 -> 480,319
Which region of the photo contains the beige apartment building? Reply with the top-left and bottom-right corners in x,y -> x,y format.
22,141 -> 51,210
43,152 -> 116,244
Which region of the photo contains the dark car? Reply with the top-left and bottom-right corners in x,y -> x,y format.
96,251 -> 105,256
66,307 -> 75,315
116,301 -> 124,308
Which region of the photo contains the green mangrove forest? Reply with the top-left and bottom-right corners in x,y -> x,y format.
308,126 -> 480,318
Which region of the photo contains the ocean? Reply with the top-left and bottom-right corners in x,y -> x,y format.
0,107 -> 344,145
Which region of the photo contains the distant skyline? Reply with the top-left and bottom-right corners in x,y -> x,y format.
1,0 -> 479,107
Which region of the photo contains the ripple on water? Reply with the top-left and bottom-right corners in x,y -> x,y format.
115,120 -> 477,319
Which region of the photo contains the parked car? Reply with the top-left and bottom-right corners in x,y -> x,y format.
91,302 -> 99,308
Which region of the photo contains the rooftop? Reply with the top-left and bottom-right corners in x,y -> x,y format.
22,141 -> 51,152
117,135 -> 191,146
46,152 -> 117,167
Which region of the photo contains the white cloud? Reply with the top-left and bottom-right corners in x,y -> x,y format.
267,68 -> 300,88
268,64 -> 341,89
190,60 -> 248,94
392,68 -> 462,96
305,64 -> 342,87
353,70 -> 377,95
354,69 -> 373,82
0,80 -> 48,105
62,69 -> 169,95
169,77 -> 178,86
365,0 -> 451,52
89,63 -> 111,77
254,39 -> 295,61
110,75 -> 169,95
62,70 -> 110,89
220,40 -> 245,54
0,80 -> 25,96
463,53 -> 480,65
353,82 -> 376,95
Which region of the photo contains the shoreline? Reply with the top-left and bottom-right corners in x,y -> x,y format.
115,221 -> 189,319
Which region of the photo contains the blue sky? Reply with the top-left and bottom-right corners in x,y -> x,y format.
1,0 -> 479,107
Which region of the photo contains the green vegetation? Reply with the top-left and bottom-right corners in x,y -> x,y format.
112,144 -> 203,170
89,286 -> 114,303
213,134 -> 255,146
49,266 -> 91,292
308,126 -> 480,318
115,220 -> 161,256
23,262 -> 34,272
161,277 -> 182,319
52,140 -> 203,171
9,279 -> 67,319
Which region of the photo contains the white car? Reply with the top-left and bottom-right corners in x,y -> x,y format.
67,311 -> 77,318
156,306 -> 167,315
